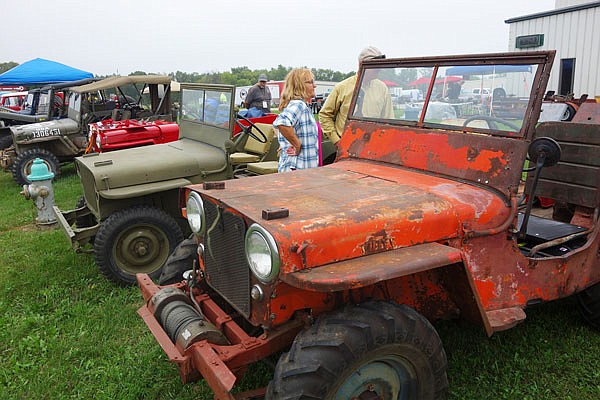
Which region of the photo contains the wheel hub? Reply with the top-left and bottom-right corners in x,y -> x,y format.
114,224 -> 170,274
134,241 -> 149,256
335,359 -> 414,400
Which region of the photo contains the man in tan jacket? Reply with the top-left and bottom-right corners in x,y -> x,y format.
319,46 -> 393,145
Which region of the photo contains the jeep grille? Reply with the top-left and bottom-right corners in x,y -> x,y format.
203,200 -> 250,317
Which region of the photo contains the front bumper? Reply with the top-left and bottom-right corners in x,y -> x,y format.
52,204 -> 99,252
136,273 -> 305,400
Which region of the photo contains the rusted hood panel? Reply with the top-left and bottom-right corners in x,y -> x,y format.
195,159 -> 510,273
339,121 -> 527,198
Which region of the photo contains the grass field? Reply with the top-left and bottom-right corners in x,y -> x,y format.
0,165 -> 598,399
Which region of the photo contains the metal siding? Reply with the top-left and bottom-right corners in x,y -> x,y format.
508,7 -> 600,96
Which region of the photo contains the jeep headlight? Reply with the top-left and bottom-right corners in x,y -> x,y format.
186,192 -> 205,234
245,224 -> 279,283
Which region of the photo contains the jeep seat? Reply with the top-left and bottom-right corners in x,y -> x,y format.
246,160 -> 279,175
230,123 -> 275,165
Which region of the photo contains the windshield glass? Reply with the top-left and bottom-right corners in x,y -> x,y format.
68,92 -> 81,116
181,88 -> 232,129
37,92 -> 51,115
352,62 -> 539,136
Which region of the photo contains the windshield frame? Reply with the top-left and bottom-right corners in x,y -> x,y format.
350,51 -> 555,139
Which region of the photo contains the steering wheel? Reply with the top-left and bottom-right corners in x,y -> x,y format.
463,115 -> 520,131
235,114 -> 268,143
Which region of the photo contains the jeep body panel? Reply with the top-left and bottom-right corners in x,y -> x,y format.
193,160 -> 511,272
11,118 -> 82,157
77,139 -> 227,192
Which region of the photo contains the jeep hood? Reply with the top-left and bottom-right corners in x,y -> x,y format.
76,138 -> 227,192
194,159 -> 512,273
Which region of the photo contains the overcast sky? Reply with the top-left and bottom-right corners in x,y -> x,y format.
3,0 -> 556,76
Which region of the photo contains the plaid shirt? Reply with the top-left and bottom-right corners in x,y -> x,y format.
273,100 -> 319,172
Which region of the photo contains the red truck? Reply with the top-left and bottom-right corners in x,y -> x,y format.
137,51 -> 599,399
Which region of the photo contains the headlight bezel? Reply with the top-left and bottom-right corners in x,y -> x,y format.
186,191 -> 205,235
245,223 -> 280,283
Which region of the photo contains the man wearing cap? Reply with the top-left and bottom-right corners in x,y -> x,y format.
244,73 -> 272,115
320,46 -> 393,146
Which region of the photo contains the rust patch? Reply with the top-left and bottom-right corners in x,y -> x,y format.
363,230 -> 394,254
408,209 -> 424,221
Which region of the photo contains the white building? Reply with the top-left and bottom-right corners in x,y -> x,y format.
505,0 -> 600,97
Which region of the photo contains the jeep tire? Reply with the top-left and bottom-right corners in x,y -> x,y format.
94,205 -> 184,286
11,148 -> 60,186
158,235 -> 197,285
267,301 -> 448,400
578,282 -> 600,330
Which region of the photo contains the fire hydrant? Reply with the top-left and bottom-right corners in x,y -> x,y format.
21,158 -> 56,226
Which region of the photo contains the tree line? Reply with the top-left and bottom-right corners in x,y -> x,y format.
129,65 -> 356,86
1,61 -> 427,88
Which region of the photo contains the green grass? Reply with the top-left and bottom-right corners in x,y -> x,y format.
0,166 -> 598,399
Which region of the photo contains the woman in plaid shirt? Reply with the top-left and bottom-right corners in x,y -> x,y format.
273,68 -> 319,172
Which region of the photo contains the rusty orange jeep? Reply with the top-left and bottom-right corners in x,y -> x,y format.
136,50 -> 599,399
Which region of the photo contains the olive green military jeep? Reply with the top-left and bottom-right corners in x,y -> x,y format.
1,75 -> 173,185
54,83 -> 333,286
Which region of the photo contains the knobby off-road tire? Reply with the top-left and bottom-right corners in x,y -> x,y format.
158,235 -> 197,285
94,206 -> 183,286
11,148 -> 60,186
266,301 -> 448,400
578,282 -> 600,330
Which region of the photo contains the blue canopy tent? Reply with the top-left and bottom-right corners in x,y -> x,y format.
445,65 -> 532,76
0,58 -> 93,85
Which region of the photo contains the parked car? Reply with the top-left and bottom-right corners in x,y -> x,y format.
54,82 -> 336,287
0,75 -> 173,185
309,92 -> 329,113
136,50 -> 599,399
0,79 -> 96,150
0,91 -> 27,112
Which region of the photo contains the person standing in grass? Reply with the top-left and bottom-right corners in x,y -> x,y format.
244,73 -> 272,116
319,46 -> 392,146
273,68 -> 319,172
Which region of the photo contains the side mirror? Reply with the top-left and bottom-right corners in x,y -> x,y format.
528,137 -> 561,168
519,137 -> 562,238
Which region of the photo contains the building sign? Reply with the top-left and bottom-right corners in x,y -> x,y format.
516,34 -> 544,49
0,85 -> 25,91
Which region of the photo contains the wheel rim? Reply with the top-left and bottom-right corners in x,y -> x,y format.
112,223 -> 170,274
333,355 -> 417,400
23,158 -> 53,177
